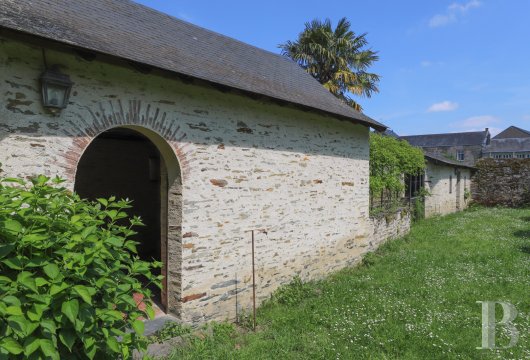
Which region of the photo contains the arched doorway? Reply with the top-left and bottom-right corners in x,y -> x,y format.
74,126 -> 182,314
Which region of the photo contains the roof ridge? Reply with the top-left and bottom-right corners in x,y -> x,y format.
401,130 -> 486,138
511,125 -> 530,135
492,125 -> 530,139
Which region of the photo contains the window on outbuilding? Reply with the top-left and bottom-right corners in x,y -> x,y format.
449,175 -> 453,194
457,151 -> 465,161
493,153 -> 514,159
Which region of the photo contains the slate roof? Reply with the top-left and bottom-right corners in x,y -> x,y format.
484,138 -> 530,153
382,129 -> 400,138
0,0 -> 386,131
424,152 -> 476,170
492,126 -> 530,139
401,130 -> 489,147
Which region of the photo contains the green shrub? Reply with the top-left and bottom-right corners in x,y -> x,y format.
0,174 -> 161,359
370,133 -> 425,200
413,197 -> 425,221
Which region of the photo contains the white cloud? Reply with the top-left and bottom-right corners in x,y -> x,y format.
427,101 -> 459,112
449,0 -> 481,12
429,0 -> 481,28
429,14 -> 456,28
458,115 -> 500,127
450,115 -> 501,133
451,127 -> 501,136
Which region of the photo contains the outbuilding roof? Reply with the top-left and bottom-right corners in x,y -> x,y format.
401,130 -> 489,147
492,126 -> 530,139
0,0 -> 386,131
424,152 -> 476,170
484,138 -> 530,153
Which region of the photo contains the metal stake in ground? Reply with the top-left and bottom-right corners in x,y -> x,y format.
251,229 -> 256,331
246,228 -> 267,331
235,272 -> 238,325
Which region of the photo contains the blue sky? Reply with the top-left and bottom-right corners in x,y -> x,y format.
136,0 -> 530,136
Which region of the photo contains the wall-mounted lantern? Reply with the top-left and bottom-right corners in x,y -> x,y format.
40,65 -> 73,112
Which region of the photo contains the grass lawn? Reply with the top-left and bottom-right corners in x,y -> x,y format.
168,207 -> 529,359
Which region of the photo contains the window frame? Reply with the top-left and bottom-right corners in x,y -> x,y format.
456,151 -> 465,161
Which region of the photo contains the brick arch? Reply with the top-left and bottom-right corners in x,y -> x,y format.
65,100 -> 190,316
59,99 -> 192,183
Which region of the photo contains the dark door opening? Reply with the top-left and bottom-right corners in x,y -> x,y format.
75,127 -> 165,309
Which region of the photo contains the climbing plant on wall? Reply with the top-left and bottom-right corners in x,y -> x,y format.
370,132 -> 425,208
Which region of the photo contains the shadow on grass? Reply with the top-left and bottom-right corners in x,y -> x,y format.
515,228 -> 530,254
521,216 -> 530,222
520,245 -> 530,254
514,230 -> 530,239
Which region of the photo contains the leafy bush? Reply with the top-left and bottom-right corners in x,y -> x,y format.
0,174 -> 161,359
370,133 -> 425,201
413,196 -> 425,221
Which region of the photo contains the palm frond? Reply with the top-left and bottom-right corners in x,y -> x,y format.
278,17 -> 380,110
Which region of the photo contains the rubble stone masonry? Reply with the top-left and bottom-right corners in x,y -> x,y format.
472,158 -> 530,207
0,34 -> 410,324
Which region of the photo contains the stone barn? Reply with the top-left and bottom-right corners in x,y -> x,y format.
423,153 -> 474,217
0,0 -> 389,324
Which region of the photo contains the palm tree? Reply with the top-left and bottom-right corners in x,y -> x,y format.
279,18 -> 379,111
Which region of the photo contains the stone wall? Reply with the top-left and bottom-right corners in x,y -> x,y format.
368,209 -> 411,249
424,162 -> 472,217
0,33 -> 391,324
472,158 -> 530,207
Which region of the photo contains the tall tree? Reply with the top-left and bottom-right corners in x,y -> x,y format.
279,18 -> 379,111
